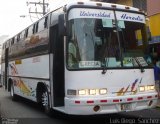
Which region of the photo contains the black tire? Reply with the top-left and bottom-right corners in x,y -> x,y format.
10,83 -> 18,101
42,88 -> 52,116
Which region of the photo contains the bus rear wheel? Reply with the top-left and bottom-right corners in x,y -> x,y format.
10,83 -> 18,101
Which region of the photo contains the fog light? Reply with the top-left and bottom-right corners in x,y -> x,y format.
93,105 -> 100,112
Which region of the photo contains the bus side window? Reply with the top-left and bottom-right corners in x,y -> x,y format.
25,29 -> 28,38
38,18 -> 45,32
33,24 -> 36,34
36,22 -> 39,33
17,34 -> 20,42
2,44 -> 4,49
44,16 -> 48,29
11,37 -> 14,45
28,26 -> 34,37
21,31 -> 25,40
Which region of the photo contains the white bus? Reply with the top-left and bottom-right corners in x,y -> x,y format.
1,1 -> 158,115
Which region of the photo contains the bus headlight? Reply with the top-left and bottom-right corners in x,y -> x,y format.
78,89 -> 87,95
99,88 -> 107,95
70,88 -> 108,96
139,85 -> 155,92
78,88 -> 107,96
89,89 -> 97,95
139,86 -> 145,92
145,86 -> 149,91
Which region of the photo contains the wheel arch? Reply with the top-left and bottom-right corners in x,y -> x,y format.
8,78 -> 13,92
36,82 -> 48,103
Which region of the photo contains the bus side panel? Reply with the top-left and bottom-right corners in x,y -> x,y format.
1,62 -> 5,87
8,54 -> 50,101
12,77 -> 50,102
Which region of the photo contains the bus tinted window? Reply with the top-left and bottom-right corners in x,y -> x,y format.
38,18 -> 45,32
28,26 -> 33,37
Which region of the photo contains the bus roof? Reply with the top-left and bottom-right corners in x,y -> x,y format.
65,1 -> 142,13
3,1 -> 145,48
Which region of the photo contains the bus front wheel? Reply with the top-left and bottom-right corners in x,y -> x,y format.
42,88 -> 52,116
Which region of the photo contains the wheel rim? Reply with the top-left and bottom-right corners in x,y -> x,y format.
42,91 -> 48,107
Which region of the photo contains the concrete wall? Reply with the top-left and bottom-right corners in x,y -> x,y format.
149,14 -> 160,37
147,0 -> 160,16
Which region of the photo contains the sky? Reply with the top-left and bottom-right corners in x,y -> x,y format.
0,0 -> 90,43
0,0 -> 50,42
0,0 -> 31,38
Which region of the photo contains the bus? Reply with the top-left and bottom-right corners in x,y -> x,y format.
1,1 -> 158,115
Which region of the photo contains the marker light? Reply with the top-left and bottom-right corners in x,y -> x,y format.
77,2 -> 84,4
111,4 -> 117,8
96,3 -> 102,6
148,85 -> 155,90
125,6 -> 130,9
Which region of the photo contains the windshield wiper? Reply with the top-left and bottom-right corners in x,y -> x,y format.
134,57 -> 145,73
101,33 -> 111,74
101,58 -> 109,74
90,28 -> 107,74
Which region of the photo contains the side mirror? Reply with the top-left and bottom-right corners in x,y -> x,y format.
58,14 -> 66,36
147,26 -> 152,42
148,31 -> 152,42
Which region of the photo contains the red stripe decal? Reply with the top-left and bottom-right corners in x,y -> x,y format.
87,101 -> 94,104
113,99 -> 119,102
75,101 -> 80,104
138,97 -> 143,100
100,100 -> 107,103
127,98 -> 133,101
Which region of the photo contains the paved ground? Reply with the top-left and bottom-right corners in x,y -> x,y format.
0,87 -> 48,118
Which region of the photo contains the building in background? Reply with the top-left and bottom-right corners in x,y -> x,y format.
0,35 -> 9,64
147,0 -> 160,60
99,0 -> 146,11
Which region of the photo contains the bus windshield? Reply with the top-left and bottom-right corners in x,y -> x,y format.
67,10 -> 151,69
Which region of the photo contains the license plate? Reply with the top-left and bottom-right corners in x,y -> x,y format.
121,103 -> 131,111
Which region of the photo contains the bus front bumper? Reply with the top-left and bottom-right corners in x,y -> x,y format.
64,93 -> 158,115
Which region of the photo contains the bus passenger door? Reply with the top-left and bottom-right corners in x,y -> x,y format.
4,48 -> 9,90
50,25 -> 65,107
